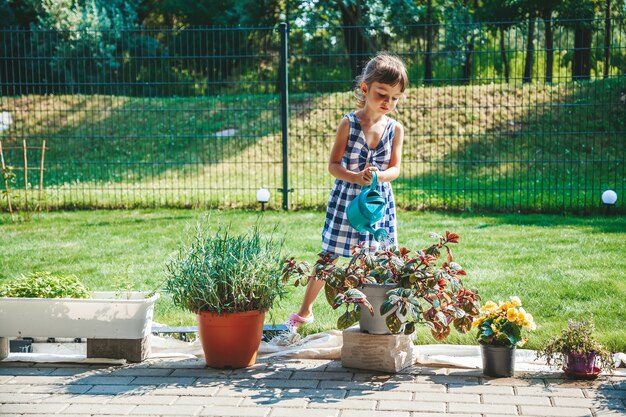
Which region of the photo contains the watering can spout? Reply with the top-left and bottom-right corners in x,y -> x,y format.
362,225 -> 389,242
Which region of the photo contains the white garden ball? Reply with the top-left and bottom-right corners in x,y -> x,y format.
601,190 -> 617,205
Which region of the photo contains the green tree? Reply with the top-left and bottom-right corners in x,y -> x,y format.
35,0 -> 141,93
538,0 -> 562,83
515,0 -> 539,83
2,0 -> 40,27
556,0 -> 601,80
1,1 -> 42,94
136,0 -> 285,88
423,0 -> 438,83
512,0 -> 563,83
602,0 -> 611,77
1,0 -> 16,27
441,0 -> 485,83
476,0 -> 521,83
293,0 -> 420,80
0,1 -> 16,93
404,0 -> 444,84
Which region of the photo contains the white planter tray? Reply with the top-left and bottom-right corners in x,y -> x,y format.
0,292 -> 159,339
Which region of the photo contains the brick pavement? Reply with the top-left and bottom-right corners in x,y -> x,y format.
0,358 -> 624,417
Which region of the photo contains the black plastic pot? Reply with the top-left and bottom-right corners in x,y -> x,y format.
480,342 -> 516,377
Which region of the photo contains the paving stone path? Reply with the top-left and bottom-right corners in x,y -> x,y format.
1,358 -> 625,417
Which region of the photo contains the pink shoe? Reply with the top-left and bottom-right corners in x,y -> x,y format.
285,313 -> 314,332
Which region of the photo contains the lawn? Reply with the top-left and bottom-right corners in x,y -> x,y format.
1,209 -> 625,352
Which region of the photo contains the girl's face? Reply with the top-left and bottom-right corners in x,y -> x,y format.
361,81 -> 403,114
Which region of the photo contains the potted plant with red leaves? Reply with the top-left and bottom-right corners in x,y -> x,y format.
284,231 -> 480,339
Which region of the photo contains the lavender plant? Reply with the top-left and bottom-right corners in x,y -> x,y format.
165,218 -> 288,314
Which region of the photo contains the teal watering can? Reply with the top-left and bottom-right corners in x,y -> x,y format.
347,171 -> 389,242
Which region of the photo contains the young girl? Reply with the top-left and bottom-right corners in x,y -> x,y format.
286,52 -> 408,332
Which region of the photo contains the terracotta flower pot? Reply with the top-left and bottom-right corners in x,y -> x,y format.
197,310 -> 265,369
480,343 -> 516,377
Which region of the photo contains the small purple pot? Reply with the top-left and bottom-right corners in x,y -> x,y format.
565,351 -> 597,374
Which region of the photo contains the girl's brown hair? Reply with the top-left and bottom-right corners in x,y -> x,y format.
354,52 -> 408,108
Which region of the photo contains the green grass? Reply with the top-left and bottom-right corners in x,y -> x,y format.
1,78 -> 624,212
1,209 -> 625,352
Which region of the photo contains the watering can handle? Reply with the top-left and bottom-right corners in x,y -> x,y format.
370,170 -> 378,189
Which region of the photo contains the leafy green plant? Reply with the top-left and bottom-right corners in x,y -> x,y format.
473,296 -> 536,347
284,231 -> 481,338
537,318 -> 615,373
0,271 -> 90,299
164,218 -> 289,314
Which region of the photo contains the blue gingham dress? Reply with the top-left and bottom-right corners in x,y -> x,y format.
321,112 -> 397,257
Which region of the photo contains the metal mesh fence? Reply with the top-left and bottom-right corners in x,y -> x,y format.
0,18 -> 624,214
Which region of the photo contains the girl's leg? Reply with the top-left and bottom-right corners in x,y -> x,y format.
296,278 -> 325,318
285,279 -> 324,332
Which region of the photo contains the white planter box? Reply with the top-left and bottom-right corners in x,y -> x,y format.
0,292 -> 159,339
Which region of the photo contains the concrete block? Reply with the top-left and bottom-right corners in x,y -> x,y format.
0,337 -> 8,359
341,327 -> 415,373
87,335 -> 150,362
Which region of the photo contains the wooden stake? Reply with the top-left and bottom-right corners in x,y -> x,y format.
37,140 -> 46,213
23,139 -> 29,213
0,140 -> 15,221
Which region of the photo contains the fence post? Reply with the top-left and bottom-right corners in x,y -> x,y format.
278,22 -> 291,210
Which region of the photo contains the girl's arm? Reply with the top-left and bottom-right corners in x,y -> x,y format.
375,122 -> 404,183
328,118 -> 370,185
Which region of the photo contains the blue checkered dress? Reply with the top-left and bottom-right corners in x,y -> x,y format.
321,112 -> 398,257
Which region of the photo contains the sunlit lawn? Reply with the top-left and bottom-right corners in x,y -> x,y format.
1,209 -> 624,352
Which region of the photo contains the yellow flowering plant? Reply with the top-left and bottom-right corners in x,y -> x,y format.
473,296 -> 537,347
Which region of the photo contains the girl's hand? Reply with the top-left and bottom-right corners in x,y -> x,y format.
358,166 -> 378,186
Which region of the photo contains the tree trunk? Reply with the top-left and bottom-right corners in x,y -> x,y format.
165,12 -> 175,29
424,0 -> 434,84
460,0 -> 477,84
339,3 -> 375,81
604,0 -> 611,78
544,10 -> 554,83
499,24 -> 510,84
572,26 -> 592,80
522,16 -> 535,84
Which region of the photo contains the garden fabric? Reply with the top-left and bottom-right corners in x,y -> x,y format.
3,333 -> 625,372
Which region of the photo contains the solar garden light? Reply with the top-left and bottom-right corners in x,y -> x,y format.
601,189 -> 617,206
256,187 -> 270,211
601,189 -> 617,215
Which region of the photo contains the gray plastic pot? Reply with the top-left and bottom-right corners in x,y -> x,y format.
358,283 -> 397,335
